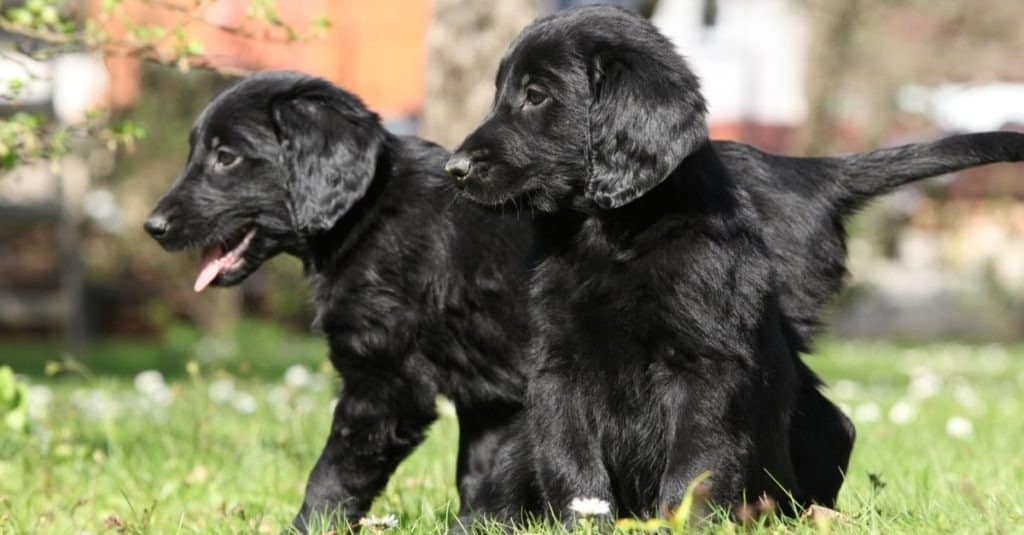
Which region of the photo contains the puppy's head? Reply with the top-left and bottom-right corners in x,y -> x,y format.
144,71 -> 384,292
446,5 -> 707,212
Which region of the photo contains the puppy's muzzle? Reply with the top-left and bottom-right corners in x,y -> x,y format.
444,153 -> 474,186
144,212 -> 171,239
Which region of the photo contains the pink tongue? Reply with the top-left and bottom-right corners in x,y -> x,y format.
194,244 -> 226,293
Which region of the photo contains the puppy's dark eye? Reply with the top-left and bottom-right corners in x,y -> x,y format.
525,86 -> 548,106
214,149 -> 239,169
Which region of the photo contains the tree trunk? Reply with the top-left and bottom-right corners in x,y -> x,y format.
799,0 -> 862,156
420,0 -> 542,149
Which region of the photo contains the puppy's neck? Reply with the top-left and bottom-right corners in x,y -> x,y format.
537,142 -> 736,255
620,141 -> 733,215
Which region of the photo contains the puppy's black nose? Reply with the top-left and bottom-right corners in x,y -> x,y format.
144,213 -> 170,238
444,154 -> 473,182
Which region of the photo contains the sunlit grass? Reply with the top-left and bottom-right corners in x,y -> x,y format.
2,338 -> 1023,533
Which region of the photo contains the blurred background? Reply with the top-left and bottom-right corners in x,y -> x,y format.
1,0 -> 1023,372
1,3 -> 1022,532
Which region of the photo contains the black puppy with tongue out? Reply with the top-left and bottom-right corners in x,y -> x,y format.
143,71 -> 540,532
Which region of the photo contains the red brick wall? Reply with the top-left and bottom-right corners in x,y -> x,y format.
98,0 -> 431,118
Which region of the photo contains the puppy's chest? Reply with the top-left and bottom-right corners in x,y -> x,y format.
311,257 -> 421,335
532,240 -> 765,368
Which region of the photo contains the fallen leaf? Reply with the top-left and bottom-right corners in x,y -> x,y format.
104,514 -> 127,532
802,504 -> 850,523
185,465 -> 210,485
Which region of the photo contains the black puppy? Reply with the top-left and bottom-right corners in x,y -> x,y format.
447,5 -> 1024,521
144,71 -> 539,531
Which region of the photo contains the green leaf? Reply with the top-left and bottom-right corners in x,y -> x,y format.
7,8 -> 35,26
0,366 -> 14,403
186,39 -> 204,56
0,152 -> 17,169
311,15 -> 331,30
101,0 -> 122,14
670,471 -> 713,529
39,5 -> 58,25
615,517 -> 671,532
7,78 -> 25,96
0,366 -> 29,433
25,0 -> 46,14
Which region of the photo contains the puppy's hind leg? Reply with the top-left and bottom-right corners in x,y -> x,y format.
451,405 -> 541,533
657,385 -> 752,520
658,349 -> 800,519
789,372 -> 855,508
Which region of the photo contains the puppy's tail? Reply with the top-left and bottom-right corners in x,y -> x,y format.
830,131 -> 1024,212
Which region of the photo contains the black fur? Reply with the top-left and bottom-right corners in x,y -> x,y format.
448,5 -> 1024,522
144,71 -> 539,532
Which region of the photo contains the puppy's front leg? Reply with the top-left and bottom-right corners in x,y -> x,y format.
292,375 -> 437,533
529,373 -> 615,527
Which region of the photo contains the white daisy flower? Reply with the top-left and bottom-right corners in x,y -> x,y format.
72,389 -> 120,420
267,386 -> 290,405
888,401 -> 916,425
853,402 -> 880,423
232,392 -> 257,414
208,379 -> 235,403
952,383 -> 982,410
569,497 -> 611,517
908,372 -> 941,399
133,370 -> 164,392
133,370 -> 172,405
283,365 -> 311,389
146,387 -> 173,406
945,416 -> 973,439
358,514 -> 398,530
27,384 -> 53,420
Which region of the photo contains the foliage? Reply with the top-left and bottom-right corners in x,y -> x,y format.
615,472 -> 712,532
2,319 -> 326,379
0,366 -> 29,433
0,0 -> 327,170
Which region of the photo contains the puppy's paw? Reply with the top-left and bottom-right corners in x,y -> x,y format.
290,503 -> 356,535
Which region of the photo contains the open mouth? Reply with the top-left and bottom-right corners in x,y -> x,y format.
193,227 -> 256,293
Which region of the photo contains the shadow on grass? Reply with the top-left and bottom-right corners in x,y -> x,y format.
0,319 -> 328,379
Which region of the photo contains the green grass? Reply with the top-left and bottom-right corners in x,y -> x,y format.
1,320 -> 326,379
2,333 -> 1023,533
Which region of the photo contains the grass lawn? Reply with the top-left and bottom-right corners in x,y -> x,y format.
2,328 -> 1023,533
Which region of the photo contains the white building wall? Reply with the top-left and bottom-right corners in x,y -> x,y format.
652,0 -> 807,125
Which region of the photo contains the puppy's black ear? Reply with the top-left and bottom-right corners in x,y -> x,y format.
586,49 -> 708,209
271,83 -> 384,234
